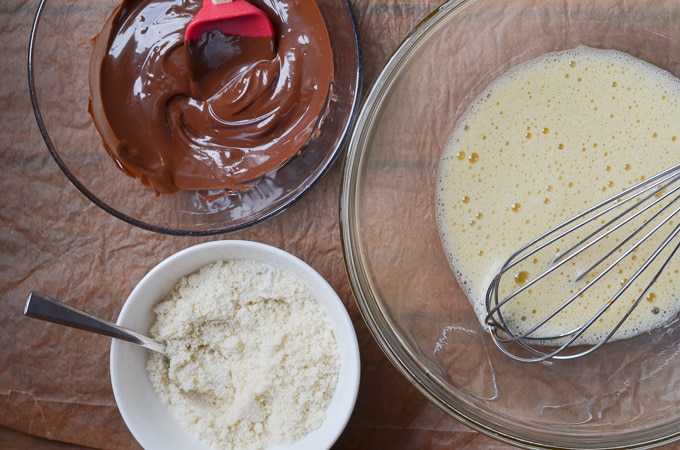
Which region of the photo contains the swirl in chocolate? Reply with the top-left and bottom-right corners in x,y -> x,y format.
89,0 -> 333,194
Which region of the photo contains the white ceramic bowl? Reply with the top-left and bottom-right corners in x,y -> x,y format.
110,240 -> 360,449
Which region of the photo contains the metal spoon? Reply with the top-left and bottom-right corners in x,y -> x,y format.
23,291 -> 166,356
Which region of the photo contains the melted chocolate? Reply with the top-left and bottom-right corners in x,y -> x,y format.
89,0 -> 333,195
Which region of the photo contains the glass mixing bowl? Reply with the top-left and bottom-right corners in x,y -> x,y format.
340,0 -> 680,447
28,0 -> 361,235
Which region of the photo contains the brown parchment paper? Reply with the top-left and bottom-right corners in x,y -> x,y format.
0,0 -> 514,448
8,0 -> 680,448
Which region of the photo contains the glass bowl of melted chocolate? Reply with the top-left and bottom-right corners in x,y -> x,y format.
28,0 -> 361,235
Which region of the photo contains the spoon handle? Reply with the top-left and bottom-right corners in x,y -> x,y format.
24,291 -> 166,355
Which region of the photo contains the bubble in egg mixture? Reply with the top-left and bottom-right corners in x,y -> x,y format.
436,46 -> 680,345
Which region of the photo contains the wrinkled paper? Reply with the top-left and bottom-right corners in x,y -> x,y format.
0,0 -> 504,447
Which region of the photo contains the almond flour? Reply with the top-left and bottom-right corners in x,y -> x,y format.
146,259 -> 340,449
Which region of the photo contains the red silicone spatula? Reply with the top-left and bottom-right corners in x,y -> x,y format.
185,0 -> 275,41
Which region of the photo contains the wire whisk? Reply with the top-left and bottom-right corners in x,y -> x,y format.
485,162 -> 680,363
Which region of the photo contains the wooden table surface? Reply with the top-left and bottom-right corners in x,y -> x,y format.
2,0 -> 677,449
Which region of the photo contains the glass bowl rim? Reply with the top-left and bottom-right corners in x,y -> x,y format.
339,0 -> 680,448
28,0 -> 363,236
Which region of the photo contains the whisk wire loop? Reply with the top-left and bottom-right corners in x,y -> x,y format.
485,162 -> 680,362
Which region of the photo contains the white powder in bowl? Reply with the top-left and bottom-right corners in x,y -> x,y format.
146,259 -> 340,450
